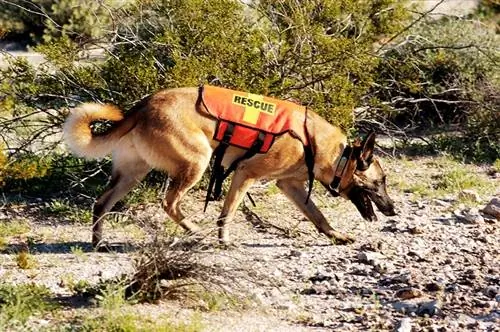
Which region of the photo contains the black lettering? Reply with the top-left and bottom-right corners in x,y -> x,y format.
241,97 -> 247,106
254,101 -> 260,109
234,95 -> 241,104
268,104 -> 275,113
247,99 -> 254,107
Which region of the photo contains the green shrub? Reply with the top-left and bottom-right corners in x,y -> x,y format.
371,17 -> 499,161
0,0 -> 118,44
0,0 -> 411,200
0,283 -> 56,326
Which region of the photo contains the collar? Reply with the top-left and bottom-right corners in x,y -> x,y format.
327,145 -> 352,196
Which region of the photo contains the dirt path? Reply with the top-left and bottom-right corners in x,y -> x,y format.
0,155 -> 499,331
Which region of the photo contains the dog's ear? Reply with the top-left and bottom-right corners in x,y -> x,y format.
355,131 -> 376,170
361,131 -> 376,162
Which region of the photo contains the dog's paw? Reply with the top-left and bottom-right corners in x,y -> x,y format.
216,241 -> 238,250
329,232 -> 355,245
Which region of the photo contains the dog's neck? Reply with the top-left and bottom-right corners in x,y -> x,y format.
308,112 -> 350,186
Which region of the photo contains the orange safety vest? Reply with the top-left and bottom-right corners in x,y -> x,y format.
197,85 -> 314,210
200,85 -> 310,152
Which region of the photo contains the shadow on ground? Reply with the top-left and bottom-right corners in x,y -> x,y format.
0,241 -> 137,254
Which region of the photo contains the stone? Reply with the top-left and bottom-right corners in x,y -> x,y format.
393,272 -> 413,285
458,189 -> 481,202
457,208 -> 484,224
301,283 -> 329,295
433,199 -> 452,208
482,197 -> 500,220
374,261 -> 393,274
425,281 -> 445,292
416,299 -> 441,316
309,271 -> 332,283
408,226 -> 424,235
357,251 -> 385,265
276,302 -> 296,311
392,301 -> 418,314
395,287 -> 424,300
483,285 -> 499,298
290,249 -> 303,257
272,269 -> 283,278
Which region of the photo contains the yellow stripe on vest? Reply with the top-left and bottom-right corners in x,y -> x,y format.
232,93 -> 276,125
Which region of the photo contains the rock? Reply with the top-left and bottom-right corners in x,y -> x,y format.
433,199 -> 452,208
416,299 -> 441,316
458,189 -> 481,202
482,197 -> 500,220
272,269 -> 283,278
357,251 -> 385,265
456,208 -> 484,224
392,273 -> 413,285
276,302 -> 296,311
301,283 -> 330,295
408,226 -> 424,235
290,249 -> 303,257
483,285 -> 499,298
425,281 -> 445,292
309,271 -> 332,283
392,301 -> 418,314
439,214 -> 455,225
394,318 -> 412,332
374,261 -> 393,274
464,268 -> 480,280
395,287 -> 424,300
407,250 -> 427,261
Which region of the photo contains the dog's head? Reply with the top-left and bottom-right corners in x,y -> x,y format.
327,132 -> 396,221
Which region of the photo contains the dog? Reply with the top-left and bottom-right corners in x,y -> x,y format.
63,86 -> 396,248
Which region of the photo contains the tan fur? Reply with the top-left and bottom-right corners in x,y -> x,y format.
63,103 -> 125,158
63,87 -> 393,248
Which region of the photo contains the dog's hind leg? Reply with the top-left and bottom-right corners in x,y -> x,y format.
217,170 -> 256,244
276,179 -> 355,244
92,155 -> 149,248
162,162 -> 208,233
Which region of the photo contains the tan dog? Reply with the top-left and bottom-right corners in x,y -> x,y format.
63,87 -> 396,248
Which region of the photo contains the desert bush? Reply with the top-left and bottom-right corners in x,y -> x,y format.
0,0 -> 118,44
368,17 -> 499,161
1,0 -> 409,197
0,283 -> 57,327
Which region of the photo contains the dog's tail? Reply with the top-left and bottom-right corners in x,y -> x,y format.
63,103 -> 134,159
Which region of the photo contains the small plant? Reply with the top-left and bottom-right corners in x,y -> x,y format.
43,199 -> 92,223
405,183 -> 432,197
96,282 -> 128,311
60,274 -> 92,294
0,283 -> 56,327
82,312 -> 203,332
0,219 -> 30,238
199,291 -> 239,312
493,159 -> 500,173
16,250 -> 36,269
435,168 -> 485,193
70,245 -> 87,260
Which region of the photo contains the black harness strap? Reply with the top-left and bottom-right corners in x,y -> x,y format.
303,111 -> 315,204
328,146 -> 352,197
204,123 -> 235,212
222,131 -> 266,180
304,144 -> 315,203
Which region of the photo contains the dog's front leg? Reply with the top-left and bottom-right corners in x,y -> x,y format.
217,170 -> 256,244
276,179 -> 355,244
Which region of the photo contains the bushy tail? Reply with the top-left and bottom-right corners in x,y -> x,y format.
63,103 -> 130,159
